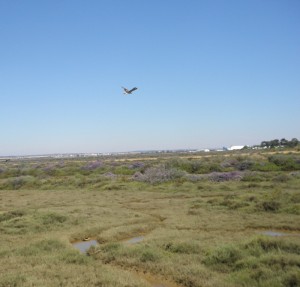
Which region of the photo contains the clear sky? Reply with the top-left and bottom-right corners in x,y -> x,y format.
1,0 -> 299,156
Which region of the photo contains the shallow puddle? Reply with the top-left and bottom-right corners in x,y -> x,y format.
260,230 -> 300,237
72,239 -> 98,254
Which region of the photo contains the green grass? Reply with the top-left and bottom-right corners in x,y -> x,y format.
0,150 -> 299,286
203,236 -> 300,286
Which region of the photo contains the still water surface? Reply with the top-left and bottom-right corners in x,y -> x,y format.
260,230 -> 300,237
72,240 -> 98,253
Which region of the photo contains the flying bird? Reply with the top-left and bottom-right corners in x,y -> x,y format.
122,87 -> 138,95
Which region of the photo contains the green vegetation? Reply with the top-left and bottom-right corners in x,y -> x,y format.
0,150 -> 299,286
260,138 -> 299,148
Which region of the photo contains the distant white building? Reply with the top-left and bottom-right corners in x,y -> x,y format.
228,145 -> 245,151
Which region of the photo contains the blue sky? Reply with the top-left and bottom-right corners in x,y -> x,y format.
1,0 -> 299,155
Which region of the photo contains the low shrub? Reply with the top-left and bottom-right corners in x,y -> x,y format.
39,212 -> 67,225
273,174 -> 290,182
283,204 -> 300,215
165,158 -> 201,173
242,172 -> 265,182
164,241 -> 200,254
204,245 -> 243,269
184,174 -> 206,182
252,162 -> 281,172
60,250 -> 91,265
102,172 -> 117,179
17,239 -> 66,256
269,155 -> 300,171
209,171 -> 243,182
114,166 -> 135,175
220,199 -> 250,210
0,274 -> 26,287
237,160 -> 255,171
165,158 -> 224,174
283,270 -> 300,287
128,162 -> 145,169
245,237 -> 300,255
259,201 -> 281,212
140,249 -> 161,262
220,158 -> 239,169
0,175 -> 39,190
289,171 -> 300,178
204,236 -> 300,286
97,242 -> 122,263
0,210 -> 26,222
1,211 -> 69,235
81,161 -> 103,171
132,165 -> 184,184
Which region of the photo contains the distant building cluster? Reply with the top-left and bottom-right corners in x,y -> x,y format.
227,146 -> 245,151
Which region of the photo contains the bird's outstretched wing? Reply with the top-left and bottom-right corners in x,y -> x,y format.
128,87 -> 138,93
122,87 -> 129,93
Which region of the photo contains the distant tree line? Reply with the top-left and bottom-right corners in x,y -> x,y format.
260,138 -> 299,148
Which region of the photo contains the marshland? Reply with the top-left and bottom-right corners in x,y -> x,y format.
0,149 -> 300,287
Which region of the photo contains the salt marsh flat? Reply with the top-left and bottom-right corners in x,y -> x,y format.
0,150 -> 299,286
